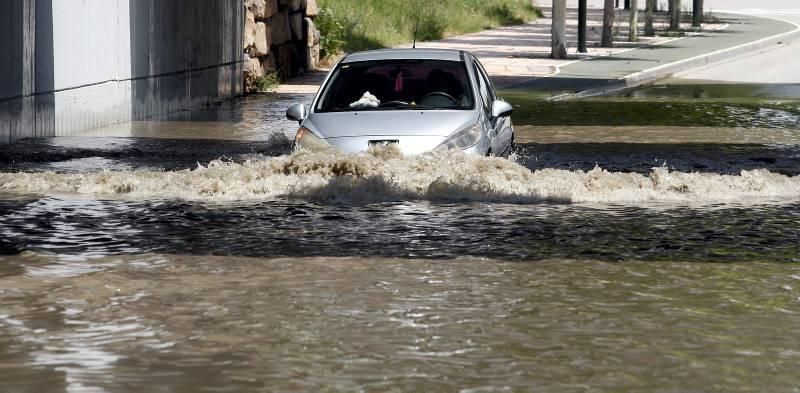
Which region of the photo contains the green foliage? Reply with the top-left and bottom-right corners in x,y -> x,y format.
658,30 -> 686,37
415,12 -> 446,42
256,71 -> 281,93
484,4 -> 524,26
316,8 -> 345,58
316,0 -> 540,56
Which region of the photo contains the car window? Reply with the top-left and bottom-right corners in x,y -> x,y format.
473,63 -> 491,114
475,61 -> 496,103
315,59 -> 475,112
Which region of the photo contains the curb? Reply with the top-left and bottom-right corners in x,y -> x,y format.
555,13 -> 800,100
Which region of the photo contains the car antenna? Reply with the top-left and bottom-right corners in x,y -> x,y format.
412,14 -> 420,49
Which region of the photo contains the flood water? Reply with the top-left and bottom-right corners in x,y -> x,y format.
1,88 -> 800,392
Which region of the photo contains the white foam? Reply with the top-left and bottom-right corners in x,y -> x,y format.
1,146 -> 799,204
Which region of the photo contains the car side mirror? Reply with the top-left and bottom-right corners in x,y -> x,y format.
492,100 -> 513,118
286,103 -> 307,123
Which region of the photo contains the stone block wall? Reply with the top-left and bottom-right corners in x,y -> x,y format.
243,0 -> 320,92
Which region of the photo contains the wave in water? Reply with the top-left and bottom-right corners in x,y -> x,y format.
1,146 -> 799,204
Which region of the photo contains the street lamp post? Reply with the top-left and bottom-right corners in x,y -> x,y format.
578,0 -> 588,53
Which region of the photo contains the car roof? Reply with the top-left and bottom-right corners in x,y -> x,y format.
341,49 -> 466,63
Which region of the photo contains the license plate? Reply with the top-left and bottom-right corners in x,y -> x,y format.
368,140 -> 399,147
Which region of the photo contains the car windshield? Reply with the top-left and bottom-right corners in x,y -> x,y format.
315,59 -> 475,112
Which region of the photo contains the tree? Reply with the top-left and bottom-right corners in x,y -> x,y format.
645,0 -> 655,36
692,0 -> 704,27
578,0 -> 588,53
629,0 -> 639,42
670,0 -> 681,31
551,0 -> 568,58
602,0 -> 615,47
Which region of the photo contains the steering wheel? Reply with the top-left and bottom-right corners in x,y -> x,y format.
419,92 -> 458,105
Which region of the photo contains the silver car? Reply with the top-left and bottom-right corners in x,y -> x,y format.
286,49 -> 514,157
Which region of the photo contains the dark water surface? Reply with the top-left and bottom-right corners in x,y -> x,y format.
1,93 -> 800,391
0,196 -> 799,262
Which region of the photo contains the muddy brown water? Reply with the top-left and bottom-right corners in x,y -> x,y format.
1,255 -> 799,392
1,91 -> 800,392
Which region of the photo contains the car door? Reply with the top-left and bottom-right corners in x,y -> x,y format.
474,60 -> 513,155
471,61 -> 496,155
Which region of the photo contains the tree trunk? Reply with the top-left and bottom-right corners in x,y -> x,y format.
629,0 -> 639,42
551,0 -> 568,59
578,0 -> 588,53
602,0 -> 615,47
692,0 -> 703,27
670,0 -> 681,30
644,0 -> 654,36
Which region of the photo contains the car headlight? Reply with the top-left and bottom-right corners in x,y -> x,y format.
293,127 -> 331,152
436,122 -> 482,151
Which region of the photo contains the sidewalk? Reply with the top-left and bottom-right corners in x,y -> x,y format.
276,7 -> 799,97
511,13 -> 799,97
414,6 -> 700,88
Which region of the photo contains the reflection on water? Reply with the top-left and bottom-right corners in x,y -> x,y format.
75,93 -> 309,141
1,254 -> 799,392
617,81 -> 800,101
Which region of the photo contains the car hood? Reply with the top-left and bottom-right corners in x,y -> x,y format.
304,110 -> 479,139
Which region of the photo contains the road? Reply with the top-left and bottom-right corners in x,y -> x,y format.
668,0 -> 800,83
567,0 -> 800,83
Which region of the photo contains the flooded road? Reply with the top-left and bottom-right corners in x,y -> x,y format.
2,255 -> 800,392
1,89 -> 800,391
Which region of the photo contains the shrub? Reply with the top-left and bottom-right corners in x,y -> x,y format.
316,8 -> 345,58
415,13 -> 446,42
316,0 -> 541,57
256,71 -> 281,92
485,4 -> 524,26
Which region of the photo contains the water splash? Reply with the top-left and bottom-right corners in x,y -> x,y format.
1,146 -> 799,204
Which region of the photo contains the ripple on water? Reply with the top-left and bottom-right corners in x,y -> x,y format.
0,195 -> 798,262
0,254 -> 799,392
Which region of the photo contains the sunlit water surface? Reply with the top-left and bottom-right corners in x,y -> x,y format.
1,254 -> 799,392
1,92 -> 800,392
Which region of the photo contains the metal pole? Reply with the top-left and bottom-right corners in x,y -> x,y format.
692,0 -> 702,27
578,0 -> 587,53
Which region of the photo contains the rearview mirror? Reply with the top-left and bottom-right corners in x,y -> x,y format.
492,100 -> 513,118
286,103 -> 307,123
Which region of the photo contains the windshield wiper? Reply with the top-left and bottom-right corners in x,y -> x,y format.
326,104 -> 446,112
379,101 -> 413,108
379,102 -> 439,110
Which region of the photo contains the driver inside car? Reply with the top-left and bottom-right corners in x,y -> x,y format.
419,69 -> 464,108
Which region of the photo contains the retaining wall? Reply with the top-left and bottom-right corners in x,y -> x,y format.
243,0 -> 320,92
0,0 -> 245,143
